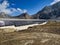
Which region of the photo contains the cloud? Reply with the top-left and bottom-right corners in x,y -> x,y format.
0,0 -> 27,15
0,0 -> 11,14
17,8 -> 23,13
17,8 -> 27,13
50,0 -> 60,5
23,9 -> 27,13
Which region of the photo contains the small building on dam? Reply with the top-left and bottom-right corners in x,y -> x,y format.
0,21 -> 5,27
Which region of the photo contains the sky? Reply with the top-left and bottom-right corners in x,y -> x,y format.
0,0 -> 60,16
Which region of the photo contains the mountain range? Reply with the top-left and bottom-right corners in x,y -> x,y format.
0,2 -> 60,19
32,1 -> 60,19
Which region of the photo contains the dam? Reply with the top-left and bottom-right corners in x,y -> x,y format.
0,18 -> 60,32
0,18 -> 59,26
0,19 -> 47,26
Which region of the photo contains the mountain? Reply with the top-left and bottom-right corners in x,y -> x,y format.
33,1 -> 60,19
0,2 -> 60,19
13,13 -> 33,19
0,12 -> 11,18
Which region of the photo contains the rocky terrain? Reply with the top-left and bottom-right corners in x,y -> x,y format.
0,21 -> 60,45
12,13 -> 33,19
32,1 -> 60,19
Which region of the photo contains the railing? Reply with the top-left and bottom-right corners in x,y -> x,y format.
0,18 -> 60,21
0,18 -> 47,21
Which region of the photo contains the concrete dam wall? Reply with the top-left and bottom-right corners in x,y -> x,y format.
0,21 -> 46,26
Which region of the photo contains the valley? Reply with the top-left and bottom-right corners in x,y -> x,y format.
0,1 -> 60,45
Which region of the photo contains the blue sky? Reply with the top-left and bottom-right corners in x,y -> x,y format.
0,0 -> 60,16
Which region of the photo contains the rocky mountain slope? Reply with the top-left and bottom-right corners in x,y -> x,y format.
12,13 -> 33,19
0,12 -> 11,18
33,2 -> 60,19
